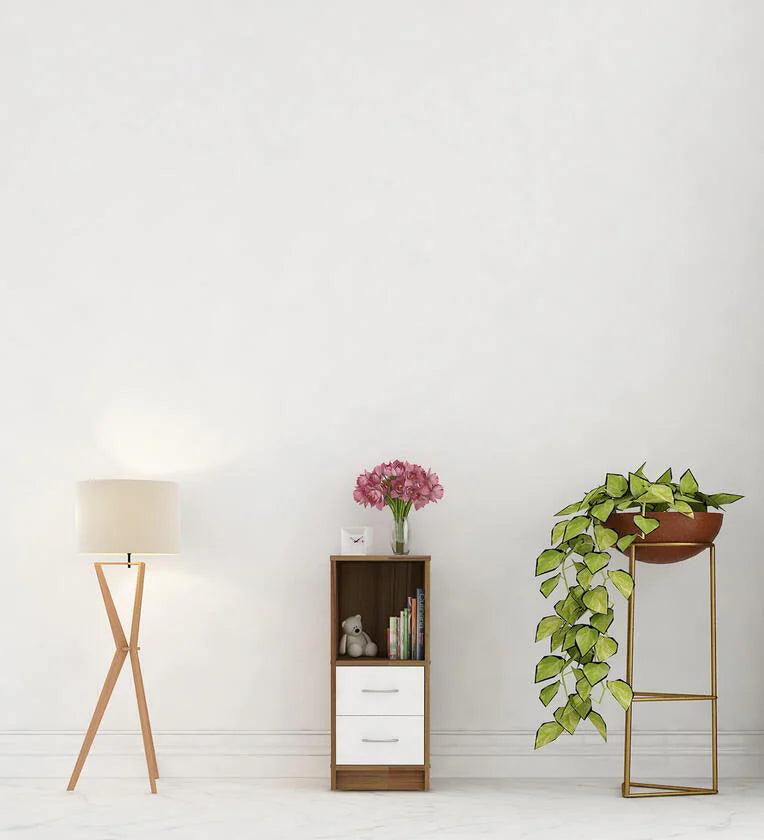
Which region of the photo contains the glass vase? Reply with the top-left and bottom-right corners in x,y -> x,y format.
391,516 -> 410,555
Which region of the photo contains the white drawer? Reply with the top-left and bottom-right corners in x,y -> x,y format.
335,715 -> 424,765
335,667 -> 424,716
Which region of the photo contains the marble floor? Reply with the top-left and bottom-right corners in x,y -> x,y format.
1,778 -> 763,839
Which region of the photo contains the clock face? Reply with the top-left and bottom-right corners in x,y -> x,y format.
341,527 -> 372,555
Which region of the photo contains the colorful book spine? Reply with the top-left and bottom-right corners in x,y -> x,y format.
416,588 -> 425,660
409,597 -> 415,660
389,617 -> 398,659
387,593 -> 424,660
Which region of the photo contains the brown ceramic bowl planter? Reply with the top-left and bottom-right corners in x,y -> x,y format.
606,511 -> 724,564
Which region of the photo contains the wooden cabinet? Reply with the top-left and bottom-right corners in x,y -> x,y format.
330,555 -> 430,791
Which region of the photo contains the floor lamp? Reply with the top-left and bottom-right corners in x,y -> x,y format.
67,479 -> 180,794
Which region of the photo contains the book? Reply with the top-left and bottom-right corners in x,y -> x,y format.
416,588 -> 425,660
389,617 -> 398,660
409,596 -> 416,660
387,592 -> 424,661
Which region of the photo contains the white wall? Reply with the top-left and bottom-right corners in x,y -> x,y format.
1,1 -> 763,775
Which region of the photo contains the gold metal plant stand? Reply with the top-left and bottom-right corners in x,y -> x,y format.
622,541 -> 717,798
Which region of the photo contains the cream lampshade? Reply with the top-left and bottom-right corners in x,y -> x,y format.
76,479 -> 180,556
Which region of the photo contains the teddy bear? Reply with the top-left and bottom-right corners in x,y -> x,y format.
338,614 -> 378,658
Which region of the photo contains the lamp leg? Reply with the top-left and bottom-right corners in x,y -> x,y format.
67,648 -> 128,791
68,561 -> 159,794
130,650 -> 159,788
128,561 -> 159,790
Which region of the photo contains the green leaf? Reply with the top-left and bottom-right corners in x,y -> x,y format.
576,566 -> 593,589
551,521 -> 567,546
536,549 -> 565,576
540,574 -> 562,598
679,468 -> 699,496
590,499 -> 615,522
594,524 -> 618,551
574,648 -> 595,665
707,493 -> 744,507
535,655 -> 566,683
636,483 -> 674,506
576,674 -> 592,701
629,472 -> 650,497
588,710 -> 607,741
634,514 -> 660,535
571,535 -> 595,556
582,486 -> 606,507
616,534 -> 637,552
675,492 -> 702,506
616,496 -> 636,510
539,680 -> 561,707
535,615 -> 565,642
608,570 -> 634,599
590,608 -> 614,633
555,700 -> 581,734
564,515 -> 590,541
583,586 -> 609,614
605,473 -> 628,498
555,501 -> 582,516
594,635 -> 618,660
583,551 -> 610,574
563,625 -> 580,651
656,467 -> 672,484
570,692 -> 592,719
583,661 -> 610,686
672,499 -> 694,517
550,626 -> 567,652
608,679 -> 634,710
634,462 -> 647,478
575,626 -> 599,655
555,593 -> 585,624
534,721 -> 564,749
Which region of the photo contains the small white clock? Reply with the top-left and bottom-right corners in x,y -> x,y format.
340,526 -> 372,555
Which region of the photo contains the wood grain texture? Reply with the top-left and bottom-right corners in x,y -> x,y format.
330,556 -> 430,792
424,557 -> 431,791
67,562 -> 159,795
334,560 -> 425,660
334,765 -> 426,791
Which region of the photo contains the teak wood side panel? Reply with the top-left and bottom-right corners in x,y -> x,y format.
331,555 -> 430,792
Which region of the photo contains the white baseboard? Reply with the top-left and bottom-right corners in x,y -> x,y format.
2,731 -> 763,779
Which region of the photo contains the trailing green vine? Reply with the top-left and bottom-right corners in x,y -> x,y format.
533,464 -> 742,749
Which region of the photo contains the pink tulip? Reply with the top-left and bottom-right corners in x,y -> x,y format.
353,461 -> 444,515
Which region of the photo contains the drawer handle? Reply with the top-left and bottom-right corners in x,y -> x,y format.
362,737 -> 399,743
361,688 -> 399,694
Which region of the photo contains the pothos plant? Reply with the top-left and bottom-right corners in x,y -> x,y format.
533,464 -> 743,749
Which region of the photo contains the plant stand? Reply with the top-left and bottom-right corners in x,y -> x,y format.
621,540 -> 718,798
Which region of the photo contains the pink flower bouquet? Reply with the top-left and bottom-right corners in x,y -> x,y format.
353,460 -> 444,554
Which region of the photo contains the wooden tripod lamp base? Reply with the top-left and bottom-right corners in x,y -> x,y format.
70,477 -> 179,794
68,561 -> 159,793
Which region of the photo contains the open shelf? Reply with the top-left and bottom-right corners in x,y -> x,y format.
331,556 -> 426,662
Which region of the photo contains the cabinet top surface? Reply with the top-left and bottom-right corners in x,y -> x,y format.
330,555 -> 431,562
